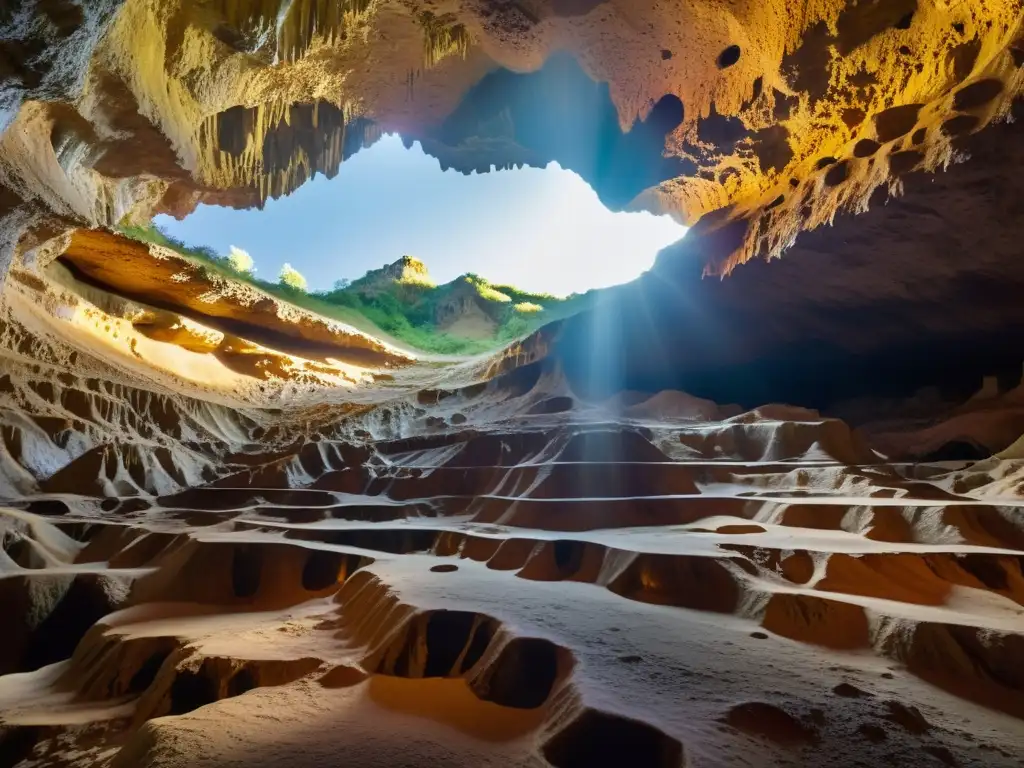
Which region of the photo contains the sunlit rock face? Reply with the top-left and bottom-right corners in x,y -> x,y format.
2,3 -> 1024,768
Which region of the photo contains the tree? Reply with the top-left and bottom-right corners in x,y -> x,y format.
333,278 -> 351,290
227,245 -> 255,274
279,263 -> 308,291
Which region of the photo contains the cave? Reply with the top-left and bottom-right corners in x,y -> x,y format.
1,1 -> 1024,766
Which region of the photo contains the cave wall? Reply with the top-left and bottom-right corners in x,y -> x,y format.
556,105 -> 1024,409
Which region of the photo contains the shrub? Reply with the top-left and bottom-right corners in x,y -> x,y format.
513,301 -> 543,313
279,263 -> 308,291
227,246 -> 255,274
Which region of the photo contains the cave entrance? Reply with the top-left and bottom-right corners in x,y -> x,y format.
130,129 -> 685,357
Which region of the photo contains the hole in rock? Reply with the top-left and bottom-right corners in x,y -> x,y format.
953,78 -> 1003,111
957,553 -> 1011,589
130,650 -> 172,693
528,395 -> 575,414
824,160 -> 850,186
473,637 -> 562,709
874,104 -> 922,142
717,45 -> 741,69
841,108 -> 866,128
942,114 -> 981,137
1012,43 -> 1024,67
424,612 -> 491,677
553,539 -> 584,573
169,669 -> 220,715
697,106 -> 750,147
385,611 -> 499,679
232,546 -> 263,598
543,709 -> 684,768
853,139 -> 880,157
25,499 -> 69,516
301,549 -> 345,591
0,726 -> 43,768
832,0 -> 918,55
889,150 -> 922,175
228,668 -> 257,697
751,125 -> 794,173
917,440 -> 989,462
20,576 -> 130,673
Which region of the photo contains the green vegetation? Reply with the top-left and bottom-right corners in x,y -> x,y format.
116,223 -> 593,355
227,246 -> 254,275
278,263 -> 308,291
513,301 -> 544,314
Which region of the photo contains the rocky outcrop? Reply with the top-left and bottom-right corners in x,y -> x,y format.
347,255 -> 436,295
57,229 -> 411,367
431,277 -> 503,338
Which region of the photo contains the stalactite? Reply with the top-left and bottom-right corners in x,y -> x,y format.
212,0 -> 282,51
200,98 -> 363,204
419,12 -> 470,69
213,0 -> 374,64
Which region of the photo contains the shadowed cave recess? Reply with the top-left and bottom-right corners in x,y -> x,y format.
2,1 -> 1024,767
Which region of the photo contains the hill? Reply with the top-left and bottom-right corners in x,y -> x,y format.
117,224 -> 593,355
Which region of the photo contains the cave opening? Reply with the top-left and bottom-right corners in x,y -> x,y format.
153,131 -> 687,299
74,52 -> 698,359
109,133 -> 687,358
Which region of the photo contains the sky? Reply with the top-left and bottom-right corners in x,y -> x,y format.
155,134 -> 687,297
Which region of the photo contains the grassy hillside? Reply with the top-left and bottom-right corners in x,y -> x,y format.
116,224 -> 593,355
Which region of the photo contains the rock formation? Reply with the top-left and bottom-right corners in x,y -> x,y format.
1,1 -> 1024,766
2,1 -> 1023,273
349,255 -> 436,292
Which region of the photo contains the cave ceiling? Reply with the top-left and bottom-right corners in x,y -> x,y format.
0,0 -> 1022,282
